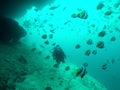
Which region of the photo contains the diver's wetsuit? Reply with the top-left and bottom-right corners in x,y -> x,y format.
52,45 -> 66,65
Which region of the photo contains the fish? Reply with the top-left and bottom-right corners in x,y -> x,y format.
64,20 -> 71,25
81,68 -> 87,78
74,67 -> 87,78
49,5 -> 60,10
101,63 -> 107,70
76,68 -> 83,77
45,55 -> 50,59
50,29 -> 55,33
85,50 -> 91,56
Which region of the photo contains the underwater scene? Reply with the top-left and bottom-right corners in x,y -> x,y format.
0,0 -> 120,90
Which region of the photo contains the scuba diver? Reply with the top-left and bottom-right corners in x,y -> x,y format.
52,45 -> 66,66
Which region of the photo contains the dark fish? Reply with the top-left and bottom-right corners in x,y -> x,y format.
92,50 -> 97,55
42,34 -> 47,39
45,55 -> 50,59
64,20 -> 71,25
34,8 -> 38,12
83,62 -> 88,67
98,30 -> 106,37
102,63 -> 107,70
50,29 -> 55,33
53,64 -> 59,68
44,40 -> 49,45
85,50 -> 91,56
96,41 -> 104,49
102,66 -> 107,70
40,45 -> 44,48
49,5 -> 60,10
97,2 -> 104,10
86,39 -> 93,45
76,68 -> 83,77
52,43 -> 56,46
75,67 -> 87,78
105,10 -> 113,16
110,36 -> 116,42
71,13 -> 77,18
77,10 -> 88,19
75,44 -> 80,49
81,68 -> 87,78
